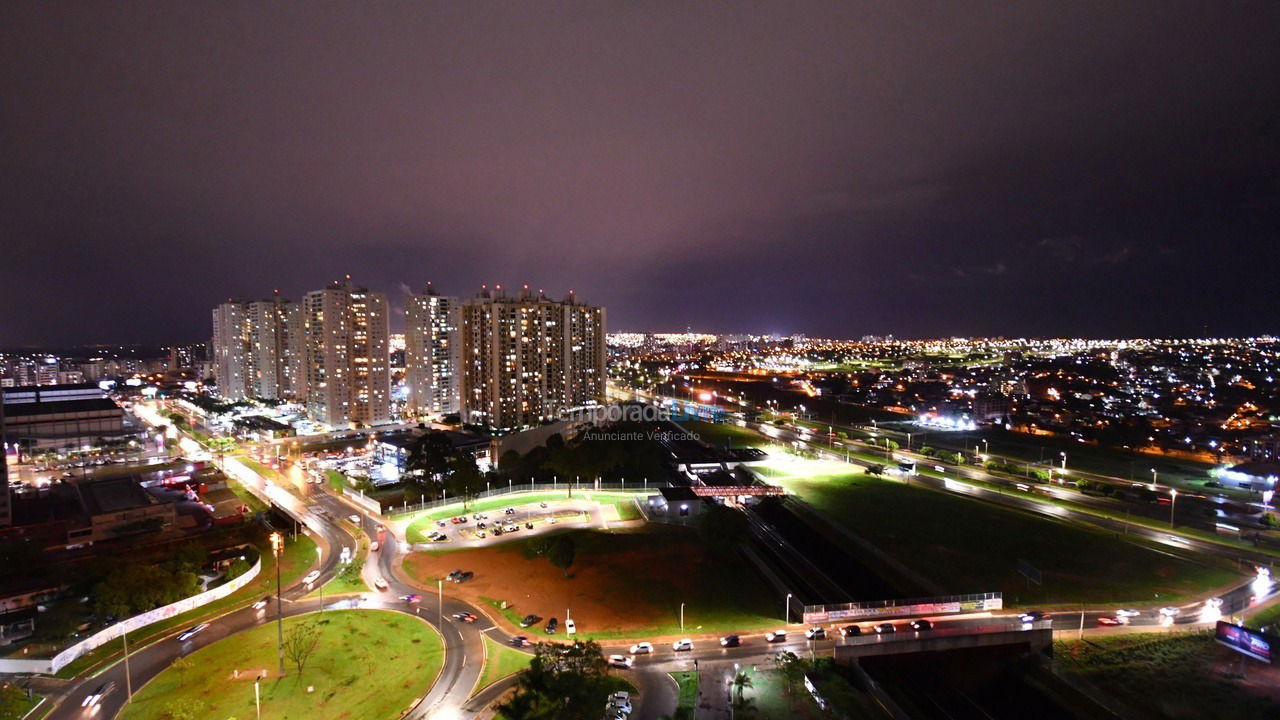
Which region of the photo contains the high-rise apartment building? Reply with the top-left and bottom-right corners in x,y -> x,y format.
301,279 -> 391,427
211,295 -> 301,401
460,288 -> 605,429
405,286 -> 460,417
212,300 -> 251,400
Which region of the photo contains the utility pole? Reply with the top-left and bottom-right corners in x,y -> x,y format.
122,629 -> 133,703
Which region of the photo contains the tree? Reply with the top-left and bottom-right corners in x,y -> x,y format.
497,641 -> 613,720
731,670 -> 753,705
444,455 -> 485,509
405,432 -> 457,490
697,504 -> 749,556
162,698 -> 202,720
548,536 -> 576,578
170,656 -> 193,687
282,621 -> 321,678
773,651 -> 809,696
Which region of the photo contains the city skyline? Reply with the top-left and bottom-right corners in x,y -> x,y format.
4,3 -> 1280,345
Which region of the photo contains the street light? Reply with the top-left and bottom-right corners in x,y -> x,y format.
269,531 -> 285,676
1150,467 -> 1159,490
1060,451 -> 1067,471
1170,488 -> 1178,528
784,593 -> 792,623
680,602 -> 686,633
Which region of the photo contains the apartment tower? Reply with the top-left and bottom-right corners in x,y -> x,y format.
301,278 -> 391,427
460,287 -> 605,429
405,285 -> 460,417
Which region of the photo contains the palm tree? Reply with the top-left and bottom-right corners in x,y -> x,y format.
731,670 -> 753,706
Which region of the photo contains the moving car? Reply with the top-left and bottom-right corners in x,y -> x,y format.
629,642 -> 653,654
765,630 -> 788,642
510,636 -> 532,647
607,654 -> 634,669
909,619 -> 933,631
399,594 -> 421,603
1019,611 -> 1049,623
545,617 -> 559,634
176,623 -> 209,642
1159,606 -> 1180,618
540,501 -> 549,508
840,625 -> 862,637
82,681 -> 116,708
252,596 -> 271,610
1097,616 -> 1123,626
873,623 -> 896,634
672,638 -> 694,651
520,614 -> 541,628
805,626 -> 826,640
452,612 -> 477,623
373,577 -> 389,591
720,635 -> 741,647
1116,608 -> 1140,618
302,570 -> 321,585
370,541 -> 380,552
348,514 -> 361,524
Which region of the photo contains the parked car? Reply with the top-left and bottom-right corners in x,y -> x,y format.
520,614 -> 541,628
452,571 -> 474,583
873,622 -> 897,634
607,654 -> 634,669
566,618 -> 577,635
177,623 -> 209,642
672,638 -> 693,651
525,522 -> 534,529
720,635 -> 741,647
504,507 -> 516,515
545,617 -> 559,634
475,530 -> 486,538
909,619 -> 933,631
840,625 -> 862,637
629,642 -> 653,654
765,630 -> 787,642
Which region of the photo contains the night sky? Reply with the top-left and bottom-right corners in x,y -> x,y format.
3,2 -> 1279,346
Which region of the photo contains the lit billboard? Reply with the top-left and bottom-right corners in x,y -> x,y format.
1215,621 -> 1275,664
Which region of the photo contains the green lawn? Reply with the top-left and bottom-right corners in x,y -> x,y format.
1247,601 -> 1280,632
324,470 -> 349,492
56,534 -> 317,679
120,610 -> 443,720
682,420 -> 772,450
239,456 -> 286,483
1056,632 -> 1280,720
776,472 -> 1240,605
474,635 -> 533,695
671,671 -> 698,719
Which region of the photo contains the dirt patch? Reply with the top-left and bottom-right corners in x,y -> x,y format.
401,526 -> 770,637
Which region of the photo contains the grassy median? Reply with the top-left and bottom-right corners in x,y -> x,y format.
120,610 -> 443,720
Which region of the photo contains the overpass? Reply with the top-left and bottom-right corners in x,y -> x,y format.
834,620 -> 1054,662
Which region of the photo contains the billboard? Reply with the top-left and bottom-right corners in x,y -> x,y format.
1215,621 -> 1275,664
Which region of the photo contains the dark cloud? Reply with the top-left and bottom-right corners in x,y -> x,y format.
2,1 -> 1278,344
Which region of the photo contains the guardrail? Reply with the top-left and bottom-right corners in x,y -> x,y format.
803,592 -> 1002,624
0,557 -> 262,675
